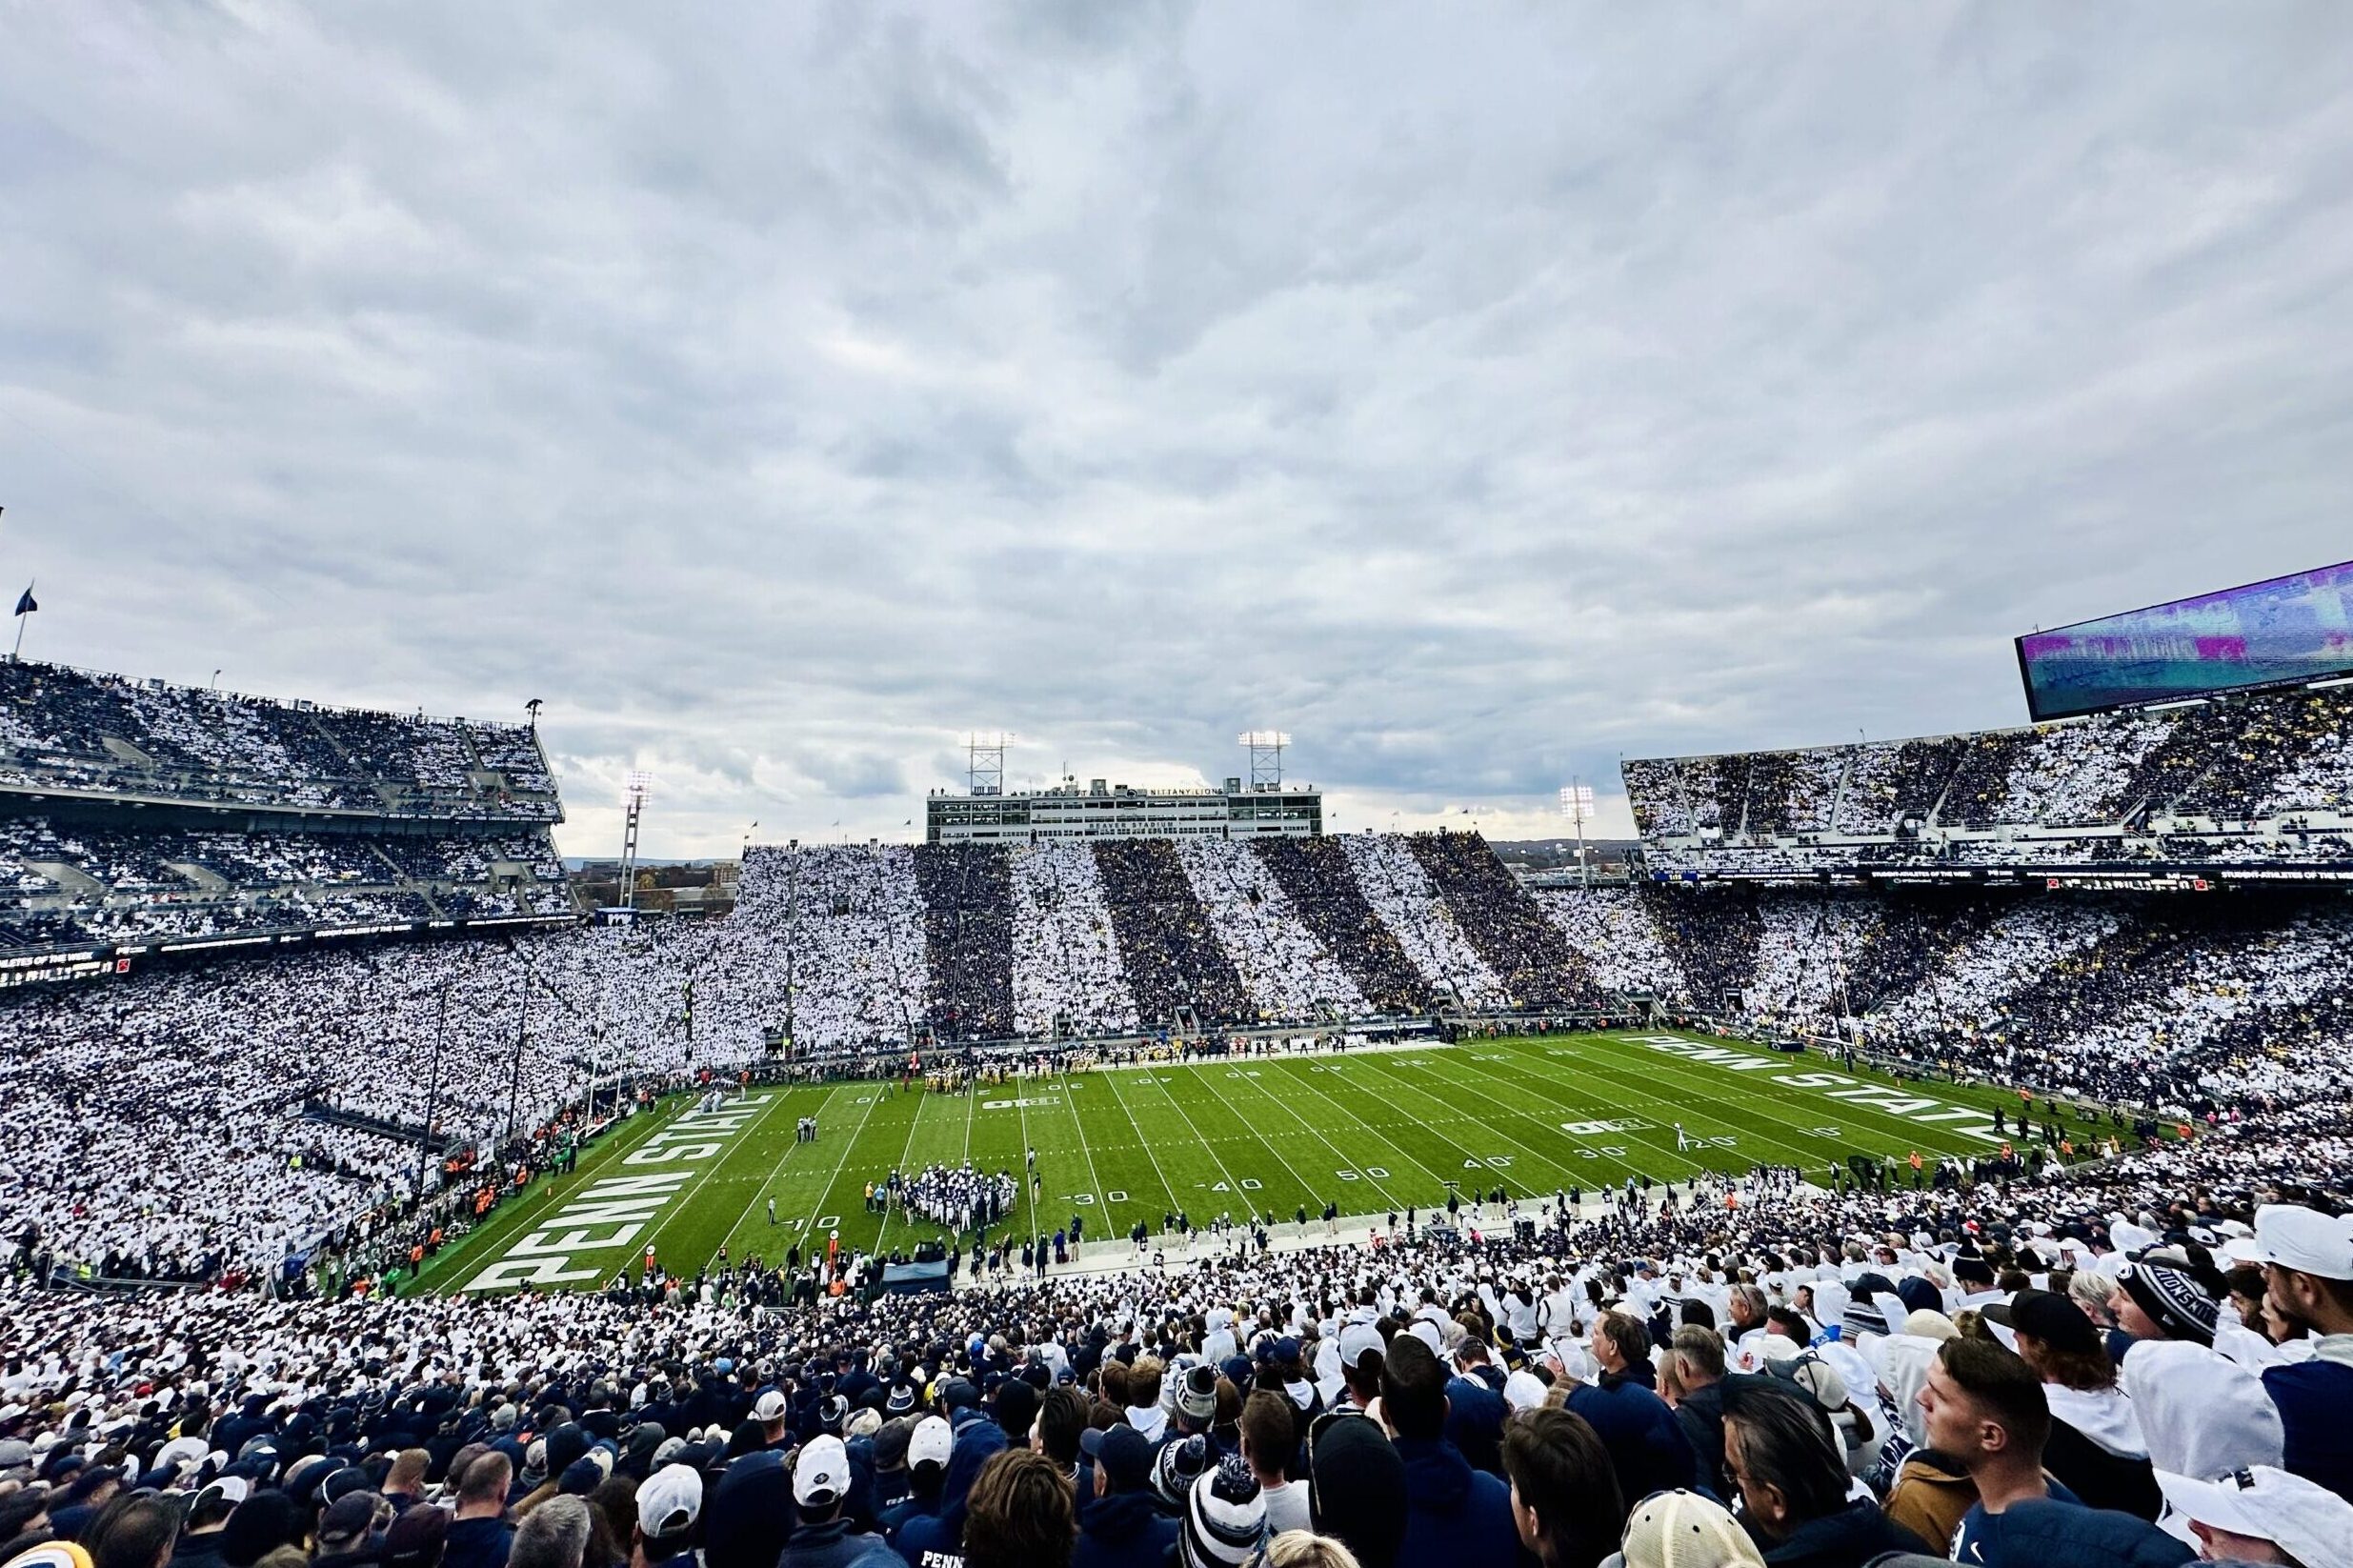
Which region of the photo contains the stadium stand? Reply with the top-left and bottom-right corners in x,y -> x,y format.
734,846 -> 927,1051
13,826 -> 2353,1289
1252,834 -> 1437,1015
1340,831 -> 1509,1010
913,843 -> 1016,1043
1090,838 -> 1252,1029
1408,832 -> 1604,1012
0,815 -> 571,950
0,660 -> 557,818
4,658 -> 2351,1568
0,662 -> 570,958
1008,839 -> 1141,1039
1627,678 -> 2353,876
5,1101 -> 2351,1568
1170,837 -> 1369,1024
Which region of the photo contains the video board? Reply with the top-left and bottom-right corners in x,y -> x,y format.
2017,560 -> 2353,721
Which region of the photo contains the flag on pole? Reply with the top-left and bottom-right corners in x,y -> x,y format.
12,587 -> 33,617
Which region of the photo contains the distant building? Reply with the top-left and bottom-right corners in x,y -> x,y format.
925,774 -> 1322,845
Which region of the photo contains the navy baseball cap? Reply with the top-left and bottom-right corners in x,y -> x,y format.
1080,1425 -> 1154,1493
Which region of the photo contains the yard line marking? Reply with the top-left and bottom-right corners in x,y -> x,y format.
1539,1036 -> 2000,1163
1333,1050 -> 1617,1198
1257,1058 -> 1438,1206
1184,1058 -> 1378,1216
796,1078 -> 888,1248
714,1082 -> 858,1260
1056,1068 -> 1113,1219
1349,1052 -> 1620,1192
648,1084 -> 807,1266
874,1082 -> 943,1250
1429,1046 -> 1729,1177
1485,1039 -> 1843,1171
1423,1044 -> 1723,1179
1136,1062 -> 1293,1215
1015,1065 -> 1037,1241
1098,1065 -> 1192,1232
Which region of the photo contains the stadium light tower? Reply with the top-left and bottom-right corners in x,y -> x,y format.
619,770 -> 654,909
1561,781 -> 1597,888
966,733 -> 1014,796
1238,731 -> 1291,791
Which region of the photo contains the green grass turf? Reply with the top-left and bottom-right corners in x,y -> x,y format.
421,1030 -> 2058,1295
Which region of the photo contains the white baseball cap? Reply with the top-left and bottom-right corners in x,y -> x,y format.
2254,1205 -> 2353,1281
635,1464 -> 703,1537
751,1390 -> 789,1423
909,1416 -> 954,1469
2155,1466 -> 2353,1568
1337,1323 -> 1384,1369
794,1435 -> 850,1508
1619,1489 -> 1763,1568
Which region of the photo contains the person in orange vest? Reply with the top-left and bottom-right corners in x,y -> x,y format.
409,1242 -> 425,1278
2060,1137 -> 2075,1157
826,1229 -> 840,1267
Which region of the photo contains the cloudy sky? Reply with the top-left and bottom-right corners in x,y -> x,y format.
5,4 -> 2350,859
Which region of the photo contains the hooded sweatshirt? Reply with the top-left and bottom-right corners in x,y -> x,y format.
1070,1489 -> 1178,1568
1389,1436 -> 1518,1568
1881,1449 -> 1977,1551
2041,1385 -> 2160,1521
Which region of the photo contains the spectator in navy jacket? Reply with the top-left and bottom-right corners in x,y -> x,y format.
1377,1337 -> 1518,1568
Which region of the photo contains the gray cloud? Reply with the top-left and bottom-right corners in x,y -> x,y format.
3,3 -> 2350,855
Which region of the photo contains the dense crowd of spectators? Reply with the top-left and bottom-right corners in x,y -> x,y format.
1251,839 -> 1435,1016
1535,883 -> 2353,1113
1626,680 -> 2353,863
1170,841 -> 1369,1025
0,817 -> 571,952
0,661 -> 557,820
1009,844 -> 1140,1041
7,1113 -> 2353,1568
915,847 -> 1018,1043
1337,835 -> 1507,1011
14,829 -> 2353,1290
1405,835 -> 1601,1014
0,926 -> 742,1278
1090,841 -> 1252,1032
735,848 -> 928,1054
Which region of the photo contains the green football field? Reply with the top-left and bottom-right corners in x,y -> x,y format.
425,1030 -> 2050,1295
